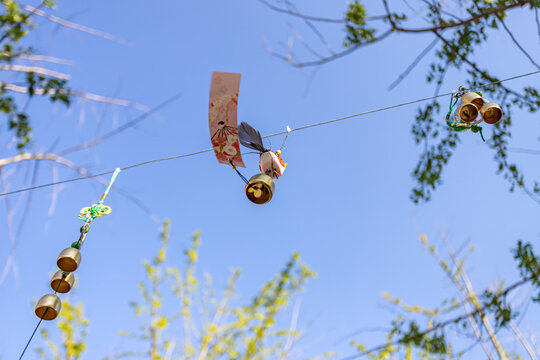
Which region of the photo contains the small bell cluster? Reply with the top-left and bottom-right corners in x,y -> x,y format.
447,88 -> 503,141
453,91 -> 502,125
34,221 -> 89,320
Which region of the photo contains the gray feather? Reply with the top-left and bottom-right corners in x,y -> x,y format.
239,122 -> 265,152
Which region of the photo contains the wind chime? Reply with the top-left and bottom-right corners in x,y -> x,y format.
446,86 -> 503,140
208,72 -> 290,204
34,169 -> 121,320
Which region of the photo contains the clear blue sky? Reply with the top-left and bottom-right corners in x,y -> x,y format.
1,1 -> 539,359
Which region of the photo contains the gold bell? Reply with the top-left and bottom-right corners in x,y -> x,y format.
454,103 -> 479,123
50,270 -> 75,293
460,92 -> 484,108
35,294 -> 62,320
481,102 -> 503,124
245,174 -> 275,205
57,247 -> 81,272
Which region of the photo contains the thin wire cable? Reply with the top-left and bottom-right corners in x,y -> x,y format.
1,69 -> 539,198
19,273 -> 66,360
18,316 -> 45,360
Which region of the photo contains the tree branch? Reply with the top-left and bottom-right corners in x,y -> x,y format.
269,29 -> 392,67
0,64 -> 70,80
441,234 -> 504,360
22,4 -> 133,46
1,52 -> 76,66
388,37 -> 439,91
340,273 -> 536,360
493,12 -> 540,70
256,0 -> 385,23
383,0 -> 532,34
510,321 -> 538,360
57,92 -> 181,156
0,152 -> 161,223
0,81 -> 149,111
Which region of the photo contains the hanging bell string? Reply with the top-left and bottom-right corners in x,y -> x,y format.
73,168 -> 121,249
99,167 -> 121,204
230,160 -> 248,184
78,168 -> 121,221
279,125 -> 292,152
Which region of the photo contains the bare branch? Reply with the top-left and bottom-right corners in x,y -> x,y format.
339,270 -> 537,360
0,152 -> 89,172
58,92 -> 181,156
493,12 -> 540,70
506,147 -> 540,155
22,5 -> 133,46
280,297 -> 302,359
282,0 -> 335,55
468,0 -> 540,70
388,37 -> 439,91
0,168 -> 17,286
271,29 -> 392,67
383,0 -> 531,33
164,339 -> 177,360
256,0 -> 386,23
0,64 -> 70,80
0,152 -> 161,224
536,7 -> 540,46
0,82 -> 149,111
431,31 -> 525,100
47,162 -> 60,218
0,52 -> 76,66
440,234 -> 497,360
289,25 -> 325,59
510,321 -> 538,360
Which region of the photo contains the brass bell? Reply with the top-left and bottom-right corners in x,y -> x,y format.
35,294 -> 62,320
50,270 -> 75,293
454,103 -> 479,123
57,247 -> 81,272
460,92 -> 484,108
481,102 -> 503,124
245,174 -> 275,204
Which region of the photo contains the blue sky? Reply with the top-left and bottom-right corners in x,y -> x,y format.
1,1 -> 539,359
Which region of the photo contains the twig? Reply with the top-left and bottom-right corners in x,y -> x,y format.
58,92 -> 182,156
164,339 -> 177,360
280,297 -> 302,359
536,7 -> 540,46
270,29 -> 392,67
0,53 -> 76,66
494,12 -> 540,70
22,4 -> 133,46
0,82 -> 149,111
440,233 -> 496,360
507,147 -> 540,155
470,0 -> 540,70
256,0 -> 385,23
0,167 -> 17,286
383,0 -> 531,33
388,37 -> 439,91
289,24 -> 324,59
0,0 -> 47,43
510,321 -> 537,360
282,0 -> 335,55
338,266 -> 535,360
451,252 -> 508,360
0,152 -> 161,224
0,64 -> 70,80
47,162 -> 61,218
